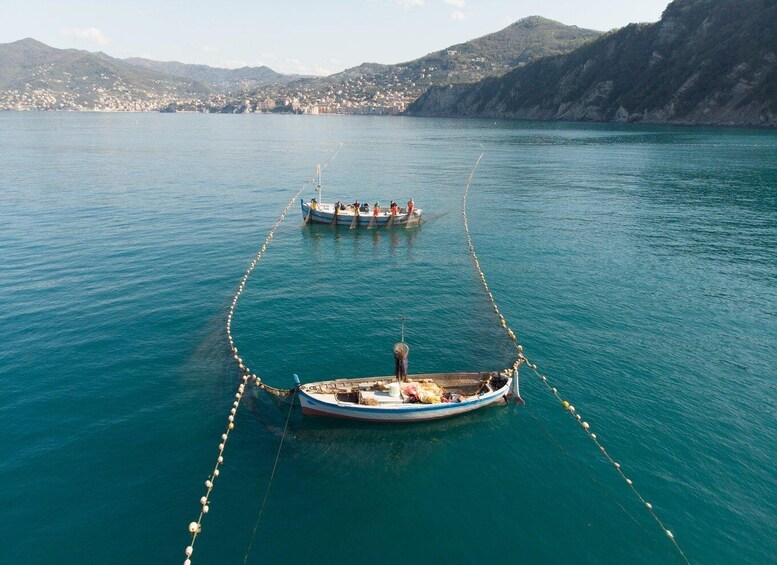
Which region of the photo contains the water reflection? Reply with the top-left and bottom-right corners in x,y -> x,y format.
300,222 -> 420,260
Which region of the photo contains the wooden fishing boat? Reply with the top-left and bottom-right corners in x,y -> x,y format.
295,370 -> 519,423
301,200 -> 422,227
301,164 -> 421,227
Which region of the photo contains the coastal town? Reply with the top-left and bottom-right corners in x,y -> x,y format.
0,80 -> 423,114
0,68 -> 438,114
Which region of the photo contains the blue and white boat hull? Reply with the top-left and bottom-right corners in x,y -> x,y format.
301,200 -> 422,227
297,372 -> 511,423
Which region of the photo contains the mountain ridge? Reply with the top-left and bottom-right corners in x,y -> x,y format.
407,0 -> 777,127
121,57 -> 308,92
229,16 -> 602,114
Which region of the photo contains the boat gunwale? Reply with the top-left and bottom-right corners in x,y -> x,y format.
297,380 -> 510,415
297,371 -> 510,414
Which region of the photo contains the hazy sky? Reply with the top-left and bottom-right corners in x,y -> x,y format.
2,1 -> 671,75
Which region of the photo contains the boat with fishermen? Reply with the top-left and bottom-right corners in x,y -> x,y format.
257,327 -> 524,423
294,369 -> 518,422
301,165 -> 422,227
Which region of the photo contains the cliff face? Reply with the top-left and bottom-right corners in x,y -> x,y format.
407,0 -> 777,127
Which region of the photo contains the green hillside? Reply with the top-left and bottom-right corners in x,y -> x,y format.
408,0 -> 777,127
123,57 -> 306,92
227,16 -> 601,114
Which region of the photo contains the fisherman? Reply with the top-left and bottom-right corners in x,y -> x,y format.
393,343 -> 409,381
373,202 -> 380,216
353,199 -> 360,209
390,201 -> 397,215
311,197 -> 318,210
407,198 -> 414,214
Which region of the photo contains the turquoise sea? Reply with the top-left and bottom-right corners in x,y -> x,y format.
0,113 -> 775,564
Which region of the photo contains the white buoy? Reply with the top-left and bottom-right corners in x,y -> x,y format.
203,505 -> 209,513
213,469 -> 219,476
189,522 -> 199,533
185,546 -> 193,556
205,480 -> 212,488
228,415 -> 234,422
217,456 -> 223,464
218,443 -> 224,450
200,496 -> 207,505
221,433 -> 227,440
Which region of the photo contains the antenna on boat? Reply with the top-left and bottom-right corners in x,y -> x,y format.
315,164 -> 322,204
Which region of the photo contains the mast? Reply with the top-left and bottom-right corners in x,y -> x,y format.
316,164 -> 322,204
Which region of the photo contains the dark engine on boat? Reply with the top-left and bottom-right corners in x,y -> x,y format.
490,374 -> 509,390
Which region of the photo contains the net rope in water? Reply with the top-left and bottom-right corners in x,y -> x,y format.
182,144 -> 342,565
462,153 -> 690,564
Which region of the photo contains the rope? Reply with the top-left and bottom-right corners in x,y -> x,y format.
462,153 -> 691,564
243,389 -> 297,564
181,143 -> 342,565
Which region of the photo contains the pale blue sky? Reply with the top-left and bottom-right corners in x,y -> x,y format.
2,1 -> 671,75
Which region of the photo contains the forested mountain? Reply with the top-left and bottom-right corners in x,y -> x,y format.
229,16 -> 601,114
407,0 -> 777,127
316,16 -> 601,88
123,57 -> 306,92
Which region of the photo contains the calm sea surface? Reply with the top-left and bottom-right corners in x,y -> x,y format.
0,113 -> 775,564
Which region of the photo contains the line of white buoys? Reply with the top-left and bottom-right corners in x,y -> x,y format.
182,144 -> 343,565
462,153 -> 690,565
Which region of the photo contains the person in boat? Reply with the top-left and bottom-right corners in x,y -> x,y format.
361,202 -> 370,213
353,200 -> 360,210
407,199 -> 414,214
311,198 -> 318,210
393,343 -> 409,381
390,201 -> 397,215
373,202 -> 380,216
